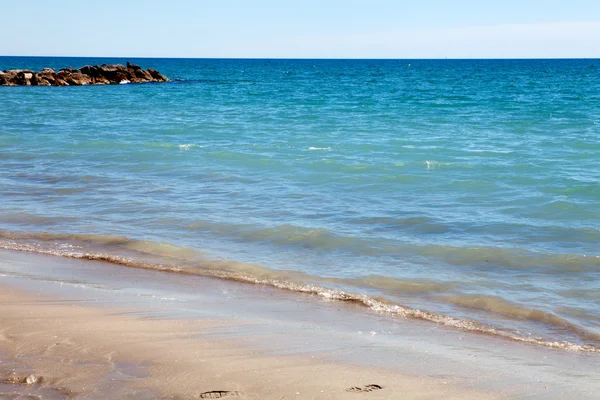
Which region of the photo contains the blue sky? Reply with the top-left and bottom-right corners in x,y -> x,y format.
2,0 -> 599,58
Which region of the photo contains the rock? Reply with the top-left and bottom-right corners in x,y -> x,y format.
0,71 -> 14,86
134,68 -> 153,81
37,71 -> 56,85
147,68 -> 169,82
98,64 -> 129,82
127,61 -> 141,70
1,374 -> 40,385
37,78 -> 52,86
100,63 -> 115,71
0,70 -> 30,86
92,75 -> 110,85
1,63 -> 169,86
37,68 -> 56,82
15,71 -> 35,85
100,64 -> 126,73
113,71 -> 129,83
30,73 -> 39,86
78,65 -> 93,75
66,72 -> 92,86
3,375 -> 22,384
54,76 -> 70,86
0,70 -> 23,85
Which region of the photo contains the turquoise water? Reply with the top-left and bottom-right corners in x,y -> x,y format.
1,57 -> 599,350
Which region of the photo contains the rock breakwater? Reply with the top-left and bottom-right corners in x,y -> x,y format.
0,62 -> 168,86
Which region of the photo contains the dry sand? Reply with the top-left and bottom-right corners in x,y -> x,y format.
0,285 -> 506,400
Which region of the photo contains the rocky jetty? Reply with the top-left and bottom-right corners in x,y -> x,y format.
0,62 -> 168,86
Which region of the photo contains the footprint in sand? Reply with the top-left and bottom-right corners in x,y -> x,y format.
198,390 -> 241,399
346,384 -> 383,393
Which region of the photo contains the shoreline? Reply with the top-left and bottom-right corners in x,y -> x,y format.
0,283 -> 500,399
1,249 -> 599,399
1,231 -> 598,353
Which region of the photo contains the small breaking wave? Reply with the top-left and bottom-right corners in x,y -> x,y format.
443,294 -> 600,342
354,275 -> 457,294
0,211 -> 79,226
184,221 -> 600,273
0,230 -> 598,353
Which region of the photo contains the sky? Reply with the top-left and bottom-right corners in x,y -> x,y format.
1,0 -> 599,58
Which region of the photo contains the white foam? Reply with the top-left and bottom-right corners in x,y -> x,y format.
308,146 -> 331,151
119,80 -> 131,85
464,147 -> 514,154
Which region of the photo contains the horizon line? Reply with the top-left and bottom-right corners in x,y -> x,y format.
1,55 -> 599,61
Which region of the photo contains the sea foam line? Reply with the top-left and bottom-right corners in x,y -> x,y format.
0,237 -> 598,354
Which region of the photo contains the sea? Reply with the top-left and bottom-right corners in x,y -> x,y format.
1,57 -> 599,352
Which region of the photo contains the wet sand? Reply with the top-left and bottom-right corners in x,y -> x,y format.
0,290 -> 504,400
1,249 -> 599,399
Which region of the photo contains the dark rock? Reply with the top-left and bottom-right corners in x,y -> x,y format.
78,65 -> 92,75
15,71 -> 34,85
127,61 -> 141,70
147,68 -> 169,82
99,64 -> 128,82
38,72 -> 56,85
135,68 -> 153,81
36,78 -> 52,86
92,75 -> 110,85
88,65 -> 104,78
100,64 -> 126,73
54,72 -> 70,86
113,71 -> 129,83
0,71 -> 15,86
66,72 -> 92,86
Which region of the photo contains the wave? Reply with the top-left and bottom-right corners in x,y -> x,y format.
0,230 -> 598,353
442,294 -> 600,342
349,216 -> 450,234
178,143 -> 198,150
351,275 -> 457,294
0,211 -> 79,226
184,221 -> 600,273
186,222 -> 366,252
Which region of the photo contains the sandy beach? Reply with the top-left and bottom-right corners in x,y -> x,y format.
1,283 -> 500,399
1,249 -> 599,399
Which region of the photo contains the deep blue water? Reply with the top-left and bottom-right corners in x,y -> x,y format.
1,57 -> 599,350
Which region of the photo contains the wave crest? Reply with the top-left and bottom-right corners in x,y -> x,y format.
0,230 -> 598,353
